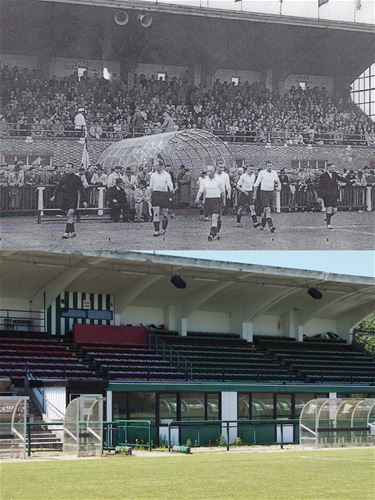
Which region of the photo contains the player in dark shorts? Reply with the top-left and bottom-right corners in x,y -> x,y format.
195,165 -> 224,241
318,162 -> 343,229
50,162 -> 88,239
253,161 -> 281,233
236,165 -> 260,228
149,157 -> 174,237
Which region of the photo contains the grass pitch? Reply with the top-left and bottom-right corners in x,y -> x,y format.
1,210 -> 374,251
1,448 -> 374,499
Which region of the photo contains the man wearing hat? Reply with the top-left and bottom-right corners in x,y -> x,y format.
74,107 -> 86,137
318,162 -> 343,229
107,177 -> 128,223
91,165 -> 108,187
122,166 -> 138,222
8,161 -> 25,209
107,166 -> 123,188
50,162 -> 88,239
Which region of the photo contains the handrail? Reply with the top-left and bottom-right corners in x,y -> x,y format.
26,369 -> 65,419
0,124 -> 372,146
148,332 -> 193,380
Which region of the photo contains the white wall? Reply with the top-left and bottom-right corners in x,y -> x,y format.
214,69 -> 261,84
281,74 -> 334,94
303,318 -> 337,336
135,63 -> 188,80
188,311 -> 230,333
0,53 -> 38,70
253,314 -> 281,336
49,57 -> 120,80
44,387 -> 66,420
221,392 -> 238,443
121,305 -> 165,326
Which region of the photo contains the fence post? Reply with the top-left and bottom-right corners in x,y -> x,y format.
275,191 -> 281,213
37,187 -> 45,215
148,421 -> 151,452
366,187 -> 372,212
280,423 -> 284,450
97,187 -> 105,216
226,421 -> 230,451
27,423 -> 31,457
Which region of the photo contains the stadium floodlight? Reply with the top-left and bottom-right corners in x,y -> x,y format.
114,11 -> 129,26
307,287 -> 323,300
138,12 -> 153,28
170,275 -> 187,289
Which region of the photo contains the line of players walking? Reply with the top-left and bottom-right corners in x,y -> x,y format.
51,158 -> 342,240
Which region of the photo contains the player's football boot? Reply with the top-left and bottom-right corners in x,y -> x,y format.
270,226 -> 276,234
62,233 -> 69,239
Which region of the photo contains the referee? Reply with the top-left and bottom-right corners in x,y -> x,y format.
254,161 -> 281,233
149,156 -> 174,237
318,162 -> 343,229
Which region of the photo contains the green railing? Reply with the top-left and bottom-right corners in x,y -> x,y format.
26,421 -> 64,456
103,420 -> 152,452
167,418 -> 300,451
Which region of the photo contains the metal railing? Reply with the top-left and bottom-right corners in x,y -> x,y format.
0,309 -> 45,333
0,124 -> 372,146
1,184 -> 373,216
148,332 -> 193,380
167,418 -> 300,451
103,420 -> 152,452
26,369 -> 65,421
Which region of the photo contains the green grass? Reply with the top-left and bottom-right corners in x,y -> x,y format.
1,449 -> 374,499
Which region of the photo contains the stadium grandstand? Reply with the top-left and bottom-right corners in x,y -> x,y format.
1,250 -> 374,451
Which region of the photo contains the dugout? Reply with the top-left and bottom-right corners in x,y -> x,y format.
98,129 -> 234,174
300,398 -> 375,448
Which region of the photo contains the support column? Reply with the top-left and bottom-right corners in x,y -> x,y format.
297,326 -> 304,342
241,322 -> 253,342
181,318 -> 188,337
106,390 -> 112,422
284,310 -> 297,339
164,306 -> 176,332
221,392 -> 237,444
366,187 -> 372,212
97,187 -> 105,216
37,186 -> 45,214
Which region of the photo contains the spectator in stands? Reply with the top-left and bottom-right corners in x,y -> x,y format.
74,107 -> 86,137
91,165 -> 108,187
7,162 -> 25,209
107,165 -> 123,188
122,166 -> 138,221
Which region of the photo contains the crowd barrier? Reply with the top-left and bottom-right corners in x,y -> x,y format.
0,125 -> 372,146
0,185 -> 372,215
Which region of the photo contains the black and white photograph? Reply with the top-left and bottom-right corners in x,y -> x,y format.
0,0 -> 374,250
0,2 -> 375,499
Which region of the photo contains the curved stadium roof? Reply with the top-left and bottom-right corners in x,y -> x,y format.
98,130 -> 234,171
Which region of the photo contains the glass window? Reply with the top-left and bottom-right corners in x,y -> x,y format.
238,393 -> 250,419
252,393 -> 274,419
112,392 -> 127,420
276,394 -> 292,418
159,393 -> 177,425
180,392 -> 205,421
207,393 -> 220,420
294,393 -> 315,417
128,392 -> 156,423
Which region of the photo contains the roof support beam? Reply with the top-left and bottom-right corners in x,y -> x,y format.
115,275 -> 163,315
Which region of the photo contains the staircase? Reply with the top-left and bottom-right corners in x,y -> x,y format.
16,389 -> 63,453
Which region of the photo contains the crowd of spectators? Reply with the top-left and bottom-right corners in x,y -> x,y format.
1,64 -> 375,145
1,160 -> 374,213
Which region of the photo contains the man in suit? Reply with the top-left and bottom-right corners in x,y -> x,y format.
50,162 -> 88,239
107,177 -> 128,222
318,162 -> 342,229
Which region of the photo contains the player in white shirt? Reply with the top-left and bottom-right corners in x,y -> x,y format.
254,161 -> 281,233
236,164 -> 260,228
149,156 -> 174,237
195,165 -> 225,241
215,159 -> 231,209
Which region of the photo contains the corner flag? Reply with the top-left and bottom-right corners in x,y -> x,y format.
318,0 -> 329,6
